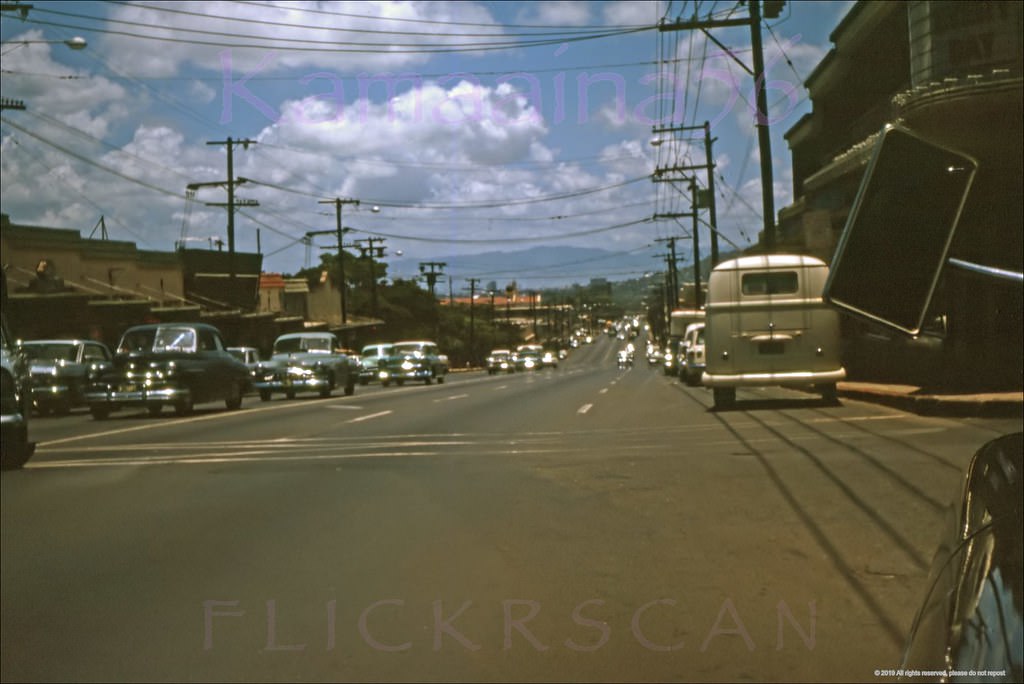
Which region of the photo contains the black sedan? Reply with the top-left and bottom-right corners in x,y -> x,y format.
21,339 -> 113,415
85,323 -> 250,419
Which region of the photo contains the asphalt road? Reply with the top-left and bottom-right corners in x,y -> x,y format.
3,335 -> 1020,682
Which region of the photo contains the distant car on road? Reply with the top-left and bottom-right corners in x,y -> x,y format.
486,349 -> 515,374
357,343 -> 394,385
379,341 -> 448,386
682,323 -> 706,386
21,339 -> 113,415
85,323 -> 250,419
253,332 -> 358,400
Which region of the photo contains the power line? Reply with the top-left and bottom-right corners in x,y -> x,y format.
21,16 -> 652,55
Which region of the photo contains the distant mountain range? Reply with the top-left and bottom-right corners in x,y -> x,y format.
387,246 -> 662,291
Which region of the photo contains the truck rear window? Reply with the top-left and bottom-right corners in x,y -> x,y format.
741,271 -> 798,296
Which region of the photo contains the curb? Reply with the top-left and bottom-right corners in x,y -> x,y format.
837,387 -> 1024,418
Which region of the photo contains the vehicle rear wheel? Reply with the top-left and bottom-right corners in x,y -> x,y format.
174,396 -> 194,416
424,374 -> 433,385
396,379 -> 405,387
225,382 -> 243,410
90,404 -> 110,420
259,389 -> 272,402
712,387 -> 735,410
360,377 -> 369,386
285,390 -> 296,400
344,381 -> 355,396
437,374 -> 445,384
381,379 -> 390,388
817,382 -> 839,404
147,405 -> 163,417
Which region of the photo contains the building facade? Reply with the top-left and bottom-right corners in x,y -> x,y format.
778,1 -> 1022,388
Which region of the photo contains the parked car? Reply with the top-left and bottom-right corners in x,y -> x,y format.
379,341 -> 448,386
252,332 -> 358,400
357,343 -> 394,385
900,431 -> 1022,681
485,349 -> 515,374
21,339 -> 113,415
703,254 -> 845,409
84,323 -> 250,419
682,323 -> 706,386
539,349 -> 559,368
1,312 -> 34,469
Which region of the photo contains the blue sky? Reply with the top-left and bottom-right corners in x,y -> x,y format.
1,1 -> 854,285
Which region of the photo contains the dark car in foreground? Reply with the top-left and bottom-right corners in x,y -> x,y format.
900,432 -> 1022,682
22,339 -> 112,415
1,315 -> 33,469
84,323 -> 250,419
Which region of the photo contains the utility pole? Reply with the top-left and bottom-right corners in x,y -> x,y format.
658,2 -> 780,251
466,278 -> 480,363
652,121 -> 719,266
206,137 -> 256,277
690,178 -> 703,308
419,262 -> 447,299
655,236 -> 683,306
355,237 -> 386,319
318,198 -> 360,330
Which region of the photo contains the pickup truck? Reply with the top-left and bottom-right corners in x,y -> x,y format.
253,332 -> 358,400
378,340 -> 449,386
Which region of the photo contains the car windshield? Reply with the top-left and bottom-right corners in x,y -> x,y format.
394,343 -> 428,355
361,345 -> 393,357
22,343 -> 77,361
275,337 -> 332,354
117,329 -> 157,354
228,349 -> 250,362
152,327 -> 196,353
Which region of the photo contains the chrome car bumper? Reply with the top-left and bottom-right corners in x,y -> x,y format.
701,368 -> 846,387
84,386 -> 192,405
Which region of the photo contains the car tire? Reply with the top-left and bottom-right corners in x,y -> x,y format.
148,405 -> 163,417
381,379 -> 390,388
437,374 -> 445,384
225,383 -> 243,410
0,426 -> 33,470
285,390 -> 296,400
344,382 -> 355,396
424,374 -> 433,385
174,397 -> 194,416
259,389 -> 272,402
90,404 -> 110,420
396,379 -> 405,387
360,377 -> 369,386
817,382 -> 839,404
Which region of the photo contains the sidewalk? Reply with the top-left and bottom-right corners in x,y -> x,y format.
836,381 -> 1024,418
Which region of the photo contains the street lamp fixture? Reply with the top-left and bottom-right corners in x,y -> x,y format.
1,36 -> 87,55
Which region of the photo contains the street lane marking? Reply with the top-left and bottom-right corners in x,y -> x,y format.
577,403 -> 593,414
346,410 -> 392,424
599,388 -> 609,394
326,405 -> 364,410
433,394 -> 469,403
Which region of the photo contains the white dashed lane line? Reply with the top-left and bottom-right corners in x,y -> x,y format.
345,410 -> 393,424
577,404 -> 593,415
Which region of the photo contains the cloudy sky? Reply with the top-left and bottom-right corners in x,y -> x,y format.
1,1 -> 854,285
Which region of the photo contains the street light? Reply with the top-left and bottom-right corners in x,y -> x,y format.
1,36 -> 87,55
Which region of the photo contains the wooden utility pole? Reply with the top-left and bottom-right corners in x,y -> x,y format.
206,137 -> 256,276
